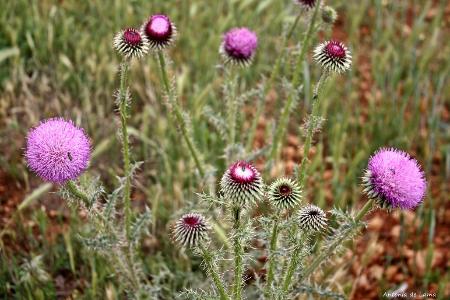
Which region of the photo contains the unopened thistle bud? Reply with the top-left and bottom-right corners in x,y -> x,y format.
173,213 -> 210,247
313,40 -> 352,74
220,161 -> 264,208
113,28 -> 149,59
25,118 -> 91,183
321,6 -> 338,24
362,148 -> 426,210
268,178 -> 302,210
142,14 -> 176,50
220,27 -> 258,66
298,205 -> 327,232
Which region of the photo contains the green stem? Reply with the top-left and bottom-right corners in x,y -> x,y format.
232,207 -> 244,300
226,68 -> 238,147
245,13 -> 302,152
268,2 -> 322,162
118,61 -> 132,239
66,180 -> 90,207
200,244 -> 230,300
157,52 -> 205,177
300,198 -> 375,280
297,71 -> 329,186
264,217 -> 280,298
281,235 -> 305,295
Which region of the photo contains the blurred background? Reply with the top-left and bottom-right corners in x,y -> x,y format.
0,0 -> 448,299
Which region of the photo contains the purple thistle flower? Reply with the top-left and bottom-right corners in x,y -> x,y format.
113,28 -> 149,59
313,40 -> 352,74
25,118 -> 91,184
362,148 -> 427,210
173,213 -> 210,247
220,27 -> 258,66
295,0 -> 317,9
142,14 -> 176,50
220,161 -> 264,207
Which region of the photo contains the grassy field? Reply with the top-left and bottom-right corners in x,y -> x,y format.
0,0 -> 449,299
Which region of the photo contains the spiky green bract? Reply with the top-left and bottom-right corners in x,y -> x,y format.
113,28 -> 149,59
313,40 -> 352,74
268,177 -> 302,210
173,213 -> 210,248
220,161 -> 264,208
298,205 -> 327,232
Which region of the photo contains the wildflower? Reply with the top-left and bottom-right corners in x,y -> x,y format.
362,148 -> 426,210
313,40 -> 352,74
220,27 -> 258,65
142,14 -> 176,50
298,205 -> 327,232
173,213 -> 210,247
220,161 -> 264,207
268,178 -> 302,210
25,118 -> 91,183
295,0 -> 318,9
321,6 -> 338,24
113,28 -> 149,59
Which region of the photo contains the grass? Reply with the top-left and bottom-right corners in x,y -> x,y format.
0,0 -> 448,299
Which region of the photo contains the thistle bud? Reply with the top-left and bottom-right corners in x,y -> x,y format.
321,6 -> 338,24
298,205 -> 327,232
220,161 -> 264,208
173,213 -> 210,248
313,40 -> 352,74
113,28 -> 149,59
268,178 -> 302,210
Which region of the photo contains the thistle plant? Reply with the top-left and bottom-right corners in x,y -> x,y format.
23,26 -> 155,297
20,3 -> 431,299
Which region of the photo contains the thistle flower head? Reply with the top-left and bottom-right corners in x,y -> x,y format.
298,205 -> 327,232
142,14 -> 176,50
25,118 -> 91,183
313,40 -> 352,74
173,213 -> 210,247
113,28 -> 149,59
362,148 -> 427,210
220,161 -> 264,207
295,0 -> 317,9
220,27 -> 258,66
268,178 -> 302,210
321,6 -> 338,24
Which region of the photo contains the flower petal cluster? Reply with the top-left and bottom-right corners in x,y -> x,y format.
26,118 -> 91,183
220,27 -> 258,65
362,148 -> 426,210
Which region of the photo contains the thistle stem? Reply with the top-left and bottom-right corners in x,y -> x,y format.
232,207 -> 244,300
268,1 -> 322,162
245,13 -> 302,152
300,198 -> 375,281
281,234 -> 305,295
157,52 -> 205,177
297,71 -> 329,186
118,61 -> 132,239
264,217 -> 280,298
66,180 -> 90,207
200,244 -> 230,300
226,68 -> 238,147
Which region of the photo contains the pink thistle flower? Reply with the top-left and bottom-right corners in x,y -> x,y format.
362,148 -> 427,210
113,28 -> 149,59
220,161 -> 264,207
25,118 -> 91,183
313,40 -> 352,74
142,14 -> 176,50
220,27 -> 258,66
173,213 -> 210,247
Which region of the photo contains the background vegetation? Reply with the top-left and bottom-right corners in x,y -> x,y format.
0,0 -> 448,299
